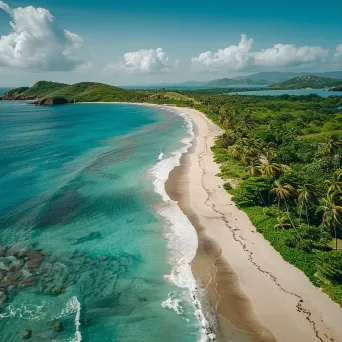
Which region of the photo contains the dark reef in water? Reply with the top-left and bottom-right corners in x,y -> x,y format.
0,244 -> 136,314
0,246 -> 44,306
72,231 -> 103,245
36,187 -> 82,227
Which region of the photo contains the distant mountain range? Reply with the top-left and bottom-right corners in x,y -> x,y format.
158,71 -> 342,87
154,78 -> 271,86
267,76 -> 342,90
206,78 -> 271,86
234,71 -> 342,83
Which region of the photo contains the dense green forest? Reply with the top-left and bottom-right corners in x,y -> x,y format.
190,93 -> 342,305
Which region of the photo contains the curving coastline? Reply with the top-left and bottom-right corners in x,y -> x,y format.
164,106 -> 342,342
20,100 -> 342,341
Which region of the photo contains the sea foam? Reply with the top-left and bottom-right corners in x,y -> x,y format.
0,300 -> 47,320
54,296 -> 82,342
151,109 -> 215,342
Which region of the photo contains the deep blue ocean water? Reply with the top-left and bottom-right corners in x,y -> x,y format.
228,88 -> 342,97
0,102 -> 205,341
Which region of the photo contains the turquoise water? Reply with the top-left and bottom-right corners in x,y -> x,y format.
0,102 -> 205,341
228,88 -> 342,97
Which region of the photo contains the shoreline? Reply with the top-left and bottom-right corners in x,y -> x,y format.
165,109 -> 276,342
74,102 -> 342,341
163,106 -> 342,342
23,100 -> 342,341
165,144 -> 273,342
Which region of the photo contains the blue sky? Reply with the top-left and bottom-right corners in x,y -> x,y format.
0,0 -> 342,86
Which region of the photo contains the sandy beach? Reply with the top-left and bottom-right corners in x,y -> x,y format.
165,106 -> 342,342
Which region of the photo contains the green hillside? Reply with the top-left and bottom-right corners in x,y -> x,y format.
2,81 -> 202,105
3,81 -> 68,100
207,78 -> 271,86
22,81 -> 68,99
150,91 -> 199,103
268,76 -> 342,89
2,87 -> 30,100
37,82 -> 134,104
3,81 -> 150,104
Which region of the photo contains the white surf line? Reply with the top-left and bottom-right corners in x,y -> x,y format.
150,107 -> 216,342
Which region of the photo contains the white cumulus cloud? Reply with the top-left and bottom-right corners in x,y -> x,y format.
107,48 -> 170,73
191,34 -> 253,70
253,44 -> 327,67
335,44 -> 342,58
191,35 -> 329,71
0,1 -> 85,71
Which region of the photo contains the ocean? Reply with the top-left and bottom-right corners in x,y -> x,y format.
0,102 -> 209,341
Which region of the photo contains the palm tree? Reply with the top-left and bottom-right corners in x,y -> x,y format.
274,216 -> 292,229
219,105 -> 234,125
221,133 -> 236,148
235,136 -> 249,146
237,115 -> 255,132
272,181 -> 297,207
240,152 -> 253,165
271,181 -> 297,228
229,144 -> 242,159
247,159 -> 262,177
287,128 -> 298,140
320,192 -> 342,250
325,169 -> 342,194
245,138 -> 262,156
297,183 -> 317,226
260,161 -> 283,178
223,117 -> 233,129
262,145 -> 277,161
324,136 -> 342,156
240,145 -> 259,165
221,108 -> 239,129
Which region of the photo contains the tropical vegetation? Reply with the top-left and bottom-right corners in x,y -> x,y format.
191,93 -> 342,305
